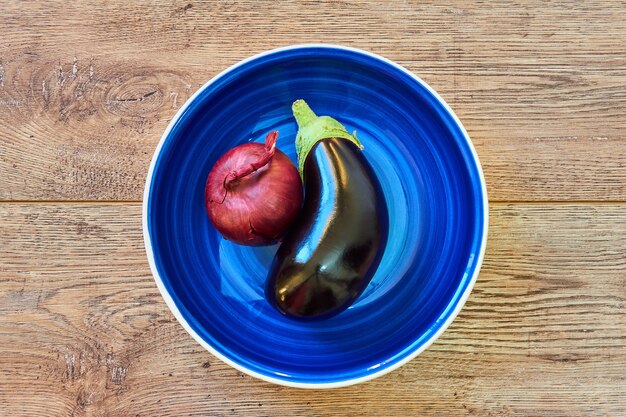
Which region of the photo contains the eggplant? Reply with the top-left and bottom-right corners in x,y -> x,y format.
266,100 -> 389,320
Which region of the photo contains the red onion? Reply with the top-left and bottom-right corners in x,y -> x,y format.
205,131 -> 303,246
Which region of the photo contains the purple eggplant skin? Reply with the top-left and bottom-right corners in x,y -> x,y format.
265,137 -> 389,320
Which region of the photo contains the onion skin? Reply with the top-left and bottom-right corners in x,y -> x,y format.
205,131 -> 303,246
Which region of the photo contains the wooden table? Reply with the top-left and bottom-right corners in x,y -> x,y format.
1,1 -> 624,415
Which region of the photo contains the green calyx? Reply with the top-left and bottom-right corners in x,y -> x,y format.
292,99 -> 362,176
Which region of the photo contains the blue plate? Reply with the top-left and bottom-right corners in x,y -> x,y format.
143,45 -> 488,388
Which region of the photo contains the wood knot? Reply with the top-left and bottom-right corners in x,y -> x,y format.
106,81 -> 164,118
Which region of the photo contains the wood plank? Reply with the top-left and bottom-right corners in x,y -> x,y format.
1,1 -> 625,201
0,203 -> 624,416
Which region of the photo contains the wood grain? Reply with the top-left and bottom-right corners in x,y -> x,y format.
2,1 -> 626,416
0,203 -> 624,416
1,1 -> 626,201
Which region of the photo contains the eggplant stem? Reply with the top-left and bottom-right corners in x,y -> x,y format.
224,131 -> 277,188
293,99 -> 318,129
292,100 -> 362,177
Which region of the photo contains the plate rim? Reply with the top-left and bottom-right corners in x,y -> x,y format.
142,43 -> 489,389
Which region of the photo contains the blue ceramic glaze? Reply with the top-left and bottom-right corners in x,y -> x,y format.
143,45 -> 488,388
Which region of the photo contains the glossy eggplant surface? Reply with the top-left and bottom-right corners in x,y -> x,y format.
266,137 -> 389,319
